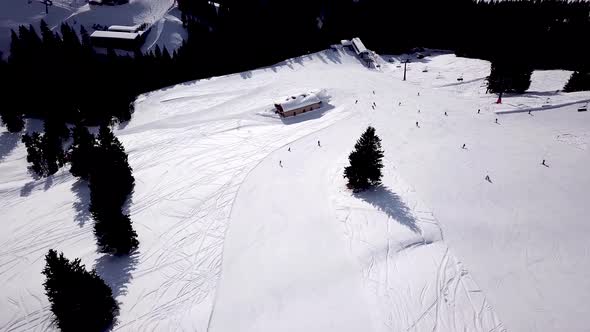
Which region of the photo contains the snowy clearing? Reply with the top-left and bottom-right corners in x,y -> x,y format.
1,48 -> 590,331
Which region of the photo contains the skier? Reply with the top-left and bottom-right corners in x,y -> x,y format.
373,90 -> 375,94
355,100 -> 358,104
542,159 -> 546,166
418,92 -> 420,96
416,121 -> 419,127
288,147 -> 291,152
318,140 -> 321,147
418,109 -> 421,113
485,175 -> 491,182
279,160 -> 282,167
462,144 -> 466,149
477,109 -> 480,114
495,118 -> 498,124
528,110 -> 532,115
444,111 -> 448,116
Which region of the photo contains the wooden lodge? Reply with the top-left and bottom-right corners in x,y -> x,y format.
274,93 -> 322,117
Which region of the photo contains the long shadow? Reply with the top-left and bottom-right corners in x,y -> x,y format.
353,185 -> 420,233
525,90 -> 561,96
315,52 -> 329,64
325,49 -> 342,64
1,118 -> 44,163
71,180 -> 91,227
0,131 -> 20,162
20,173 -> 57,197
94,252 -> 139,299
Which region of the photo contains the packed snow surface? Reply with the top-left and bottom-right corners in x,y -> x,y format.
1,49 -> 589,332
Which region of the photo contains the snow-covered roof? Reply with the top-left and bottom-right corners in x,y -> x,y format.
351,37 -> 368,55
90,30 -> 140,40
276,93 -> 321,112
108,25 -> 142,33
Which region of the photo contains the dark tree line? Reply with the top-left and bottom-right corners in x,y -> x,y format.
2,0 -> 590,136
0,21 -> 145,132
69,125 -> 139,255
564,71 -> 590,92
487,59 -> 533,94
175,0 -> 590,75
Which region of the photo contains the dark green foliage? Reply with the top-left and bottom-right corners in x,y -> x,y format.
487,59 -> 533,94
21,129 -> 66,177
92,211 -> 139,256
344,126 -> 384,192
2,22 -> 136,126
69,125 -> 97,180
89,126 -> 138,255
2,1 -> 590,133
42,249 -> 118,332
564,71 -> 590,92
22,133 -> 45,175
0,112 -> 25,132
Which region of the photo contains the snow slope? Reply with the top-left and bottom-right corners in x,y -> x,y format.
1,48 -> 590,331
0,0 -> 184,55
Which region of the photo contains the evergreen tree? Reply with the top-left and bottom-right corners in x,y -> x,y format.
92,211 -> 139,255
22,133 -> 45,175
564,71 -> 590,92
487,59 -> 532,94
88,125 -> 138,255
69,125 -> 97,180
21,123 -> 66,177
0,110 -> 25,132
343,126 -> 384,192
42,249 -> 118,332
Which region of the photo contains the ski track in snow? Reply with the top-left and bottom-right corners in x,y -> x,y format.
1,49 -> 590,331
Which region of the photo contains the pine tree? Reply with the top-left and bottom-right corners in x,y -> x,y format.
343,126 -> 384,192
1,110 -> 25,132
88,125 -> 138,255
564,71 -> 590,92
22,125 -> 66,177
22,133 -> 45,175
42,249 -> 118,332
69,125 -> 97,180
487,59 -> 532,94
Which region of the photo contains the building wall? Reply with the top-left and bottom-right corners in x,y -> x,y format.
281,102 -> 322,117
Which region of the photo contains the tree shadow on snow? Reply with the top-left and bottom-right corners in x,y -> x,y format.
240,71 -> 253,79
94,252 -> 139,299
354,185 -> 420,233
20,173 -> 62,197
72,180 -> 91,227
324,49 -> 342,64
0,131 -> 20,162
0,118 -> 44,163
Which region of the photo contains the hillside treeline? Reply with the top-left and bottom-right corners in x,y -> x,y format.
1,0 -> 590,132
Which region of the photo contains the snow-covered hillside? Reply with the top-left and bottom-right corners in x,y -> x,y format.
1,48 -> 589,331
0,0 -> 185,54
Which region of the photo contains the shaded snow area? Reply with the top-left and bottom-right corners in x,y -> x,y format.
0,0 -> 184,54
1,49 -> 590,332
